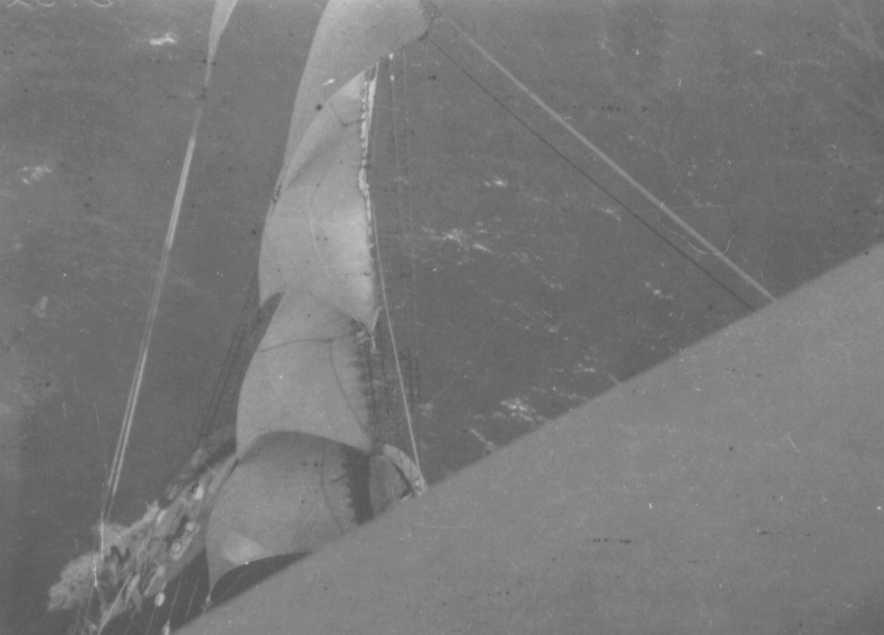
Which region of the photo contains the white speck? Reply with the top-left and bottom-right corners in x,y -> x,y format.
18,164 -> 52,185
599,206 -> 622,222
322,78 -> 336,86
32,296 -> 48,319
677,77 -> 683,88
148,32 -> 178,47
468,428 -> 497,453
634,48 -> 640,56
643,280 -> 673,300
753,49 -> 765,56
649,503 -> 654,509
876,506 -> 882,511
483,176 -> 507,188
472,242 -> 494,254
513,250 -> 533,266
500,396 -> 542,424
154,592 -> 166,607
599,37 -> 615,56
440,228 -> 469,249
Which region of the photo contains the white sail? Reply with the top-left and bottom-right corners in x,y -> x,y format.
239,75 -> 378,452
50,3 -> 433,627
209,1 -> 432,586
276,0 -> 430,192
237,0 -> 430,453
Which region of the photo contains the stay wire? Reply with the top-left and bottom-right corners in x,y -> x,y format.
372,58 -> 424,476
426,17 -> 775,311
100,61 -> 216,526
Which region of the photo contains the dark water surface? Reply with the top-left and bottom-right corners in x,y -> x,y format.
1,0 -> 882,632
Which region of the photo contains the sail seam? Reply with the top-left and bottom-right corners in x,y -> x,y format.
326,339 -> 367,438
258,336 -> 335,353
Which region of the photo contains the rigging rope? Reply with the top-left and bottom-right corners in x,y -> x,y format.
100,62 -> 215,525
370,58 -> 424,477
427,17 -> 775,310
197,273 -> 258,441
